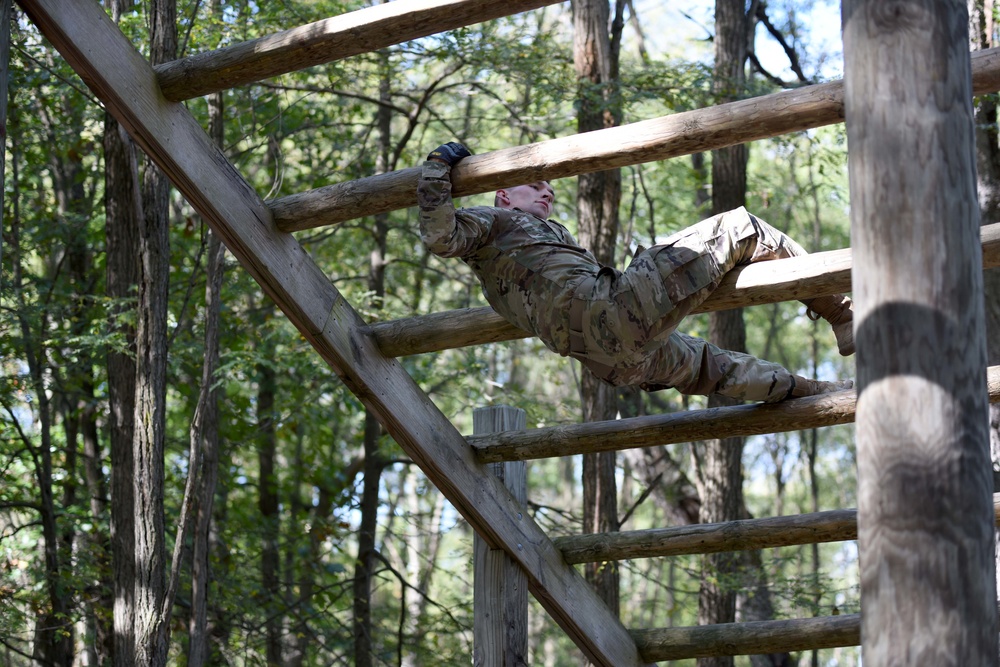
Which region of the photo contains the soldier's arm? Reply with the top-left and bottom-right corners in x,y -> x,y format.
417,160 -> 494,258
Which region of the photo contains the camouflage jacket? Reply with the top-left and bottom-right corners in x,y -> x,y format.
417,160 -> 599,357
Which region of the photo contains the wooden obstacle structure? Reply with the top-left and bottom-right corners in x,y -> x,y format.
20,1 -> 1000,664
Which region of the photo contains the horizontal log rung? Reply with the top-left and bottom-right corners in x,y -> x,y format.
555,494 -> 1000,563
631,614 -> 861,662
468,366 -> 1000,463
268,48 -> 1000,230
154,0 -> 563,101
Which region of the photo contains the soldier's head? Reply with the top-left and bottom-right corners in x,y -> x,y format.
495,181 -> 555,219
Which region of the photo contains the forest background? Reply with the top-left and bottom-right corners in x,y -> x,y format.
2,0 -> 997,666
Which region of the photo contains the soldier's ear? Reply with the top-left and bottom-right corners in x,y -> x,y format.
495,189 -> 509,207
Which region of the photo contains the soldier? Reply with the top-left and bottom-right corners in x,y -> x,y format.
418,142 -> 854,402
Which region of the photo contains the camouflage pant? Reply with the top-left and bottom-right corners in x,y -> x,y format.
567,207 -> 808,402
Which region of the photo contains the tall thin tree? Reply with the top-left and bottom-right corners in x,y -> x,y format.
102,1 -> 142,664
695,4 -> 751,667
133,0 -> 175,663
186,73 -> 226,667
354,46 -> 393,667
572,0 -> 625,614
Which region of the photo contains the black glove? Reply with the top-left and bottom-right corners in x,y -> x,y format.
427,142 -> 472,166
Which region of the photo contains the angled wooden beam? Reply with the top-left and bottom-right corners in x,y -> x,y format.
20,2 -> 647,665
632,614 -> 861,662
268,47 -> 1000,231
555,494 -> 1000,563
372,222 -> 1000,357
155,0 -> 562,101
469,366 -> 1000,462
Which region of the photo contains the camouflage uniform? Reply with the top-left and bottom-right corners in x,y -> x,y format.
418,161 -> 812,402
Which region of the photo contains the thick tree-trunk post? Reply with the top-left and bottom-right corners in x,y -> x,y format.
844,1 -> 998,663
969,0 -> 1000,618
473,406 -> 528,667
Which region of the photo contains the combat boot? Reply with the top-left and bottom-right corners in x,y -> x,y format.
804,294 -> 854,356
788,376 -> 854,399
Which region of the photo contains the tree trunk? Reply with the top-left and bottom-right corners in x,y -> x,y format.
132,2 -> 175,664
103,4 -> 141,664
51,75 -> 101,667
697,3 -> 750,666
5,100 -> 73,667
35,54 -> 102,664
289,478 -> 335,667
353,412 -> 381,667
572,0 -> 624,617
354,51 -> 392,665
31,364 -> 71,667
10,144 -> 72,665
845,1 -> 998,662
256,331 -> 282,665
187,83 -> 226,667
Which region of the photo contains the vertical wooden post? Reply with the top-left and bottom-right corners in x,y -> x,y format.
843,1 -> 998,664
473,406 -> 528,667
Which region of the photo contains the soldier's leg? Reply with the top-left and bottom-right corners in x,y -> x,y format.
580,331 -> 851,403
627,207 -> 854,355
735,211 -> 855,355
649,332 -> 853,402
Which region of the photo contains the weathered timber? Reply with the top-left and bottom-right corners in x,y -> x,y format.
371,306 -> 524,357
631,614 -> 861,662
372,222 -> 1000,357
555,493 -> 1000,563
470,366 -> 1000,462
846,3 -> 998,663
472,407 -> 528,667
22,3 -> 647,665
268,47 -> 1000,231
155,0 -> 562,101
556,509 -> 857,563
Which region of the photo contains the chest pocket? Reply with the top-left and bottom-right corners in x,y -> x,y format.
511,214 -> 567,245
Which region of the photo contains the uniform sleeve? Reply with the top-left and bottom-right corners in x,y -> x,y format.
417,161 -> 495,258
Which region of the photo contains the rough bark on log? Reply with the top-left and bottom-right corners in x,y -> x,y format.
155,0 -> 563,100
469,366 -> 1000,462
631,614 -> 861,662
554,494 -> 1000,563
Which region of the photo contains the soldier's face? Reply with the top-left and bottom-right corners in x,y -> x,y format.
497,182 -> 555,219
